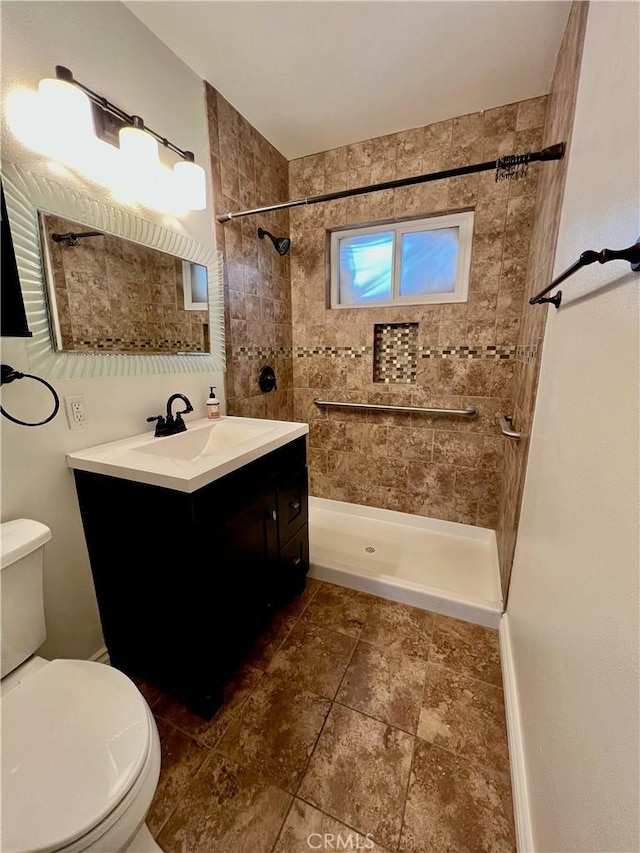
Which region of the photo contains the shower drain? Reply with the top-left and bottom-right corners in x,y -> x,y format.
364,546 -> 376,553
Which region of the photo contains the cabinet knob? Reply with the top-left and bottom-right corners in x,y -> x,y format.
292,557 -> 302,565
289,500 -> 301,511
266,509 -> 277,522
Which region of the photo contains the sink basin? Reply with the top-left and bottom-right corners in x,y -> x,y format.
66,416 -> 309,493
135,419 -> 277,461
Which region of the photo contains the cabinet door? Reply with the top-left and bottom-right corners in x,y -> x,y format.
203,491 -> 278,668
277,468 -> 309,547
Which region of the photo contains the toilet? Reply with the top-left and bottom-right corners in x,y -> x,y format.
1,519 -> 163,853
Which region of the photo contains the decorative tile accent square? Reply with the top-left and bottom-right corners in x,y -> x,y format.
373,323 -> 419,384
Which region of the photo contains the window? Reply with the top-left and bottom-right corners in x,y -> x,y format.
330,211 -> 474,308
182,260 -> 209,311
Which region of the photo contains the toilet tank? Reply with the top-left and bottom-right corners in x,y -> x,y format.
1,519 -> 52,678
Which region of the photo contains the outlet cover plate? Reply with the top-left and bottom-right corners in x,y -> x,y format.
65,395 -> 86,430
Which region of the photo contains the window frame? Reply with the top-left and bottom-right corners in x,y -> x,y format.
182,259 -> 208,311
329,210 -> 474,309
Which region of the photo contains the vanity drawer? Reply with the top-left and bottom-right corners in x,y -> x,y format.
277,468 -> 308,546
278,523 -> 309,597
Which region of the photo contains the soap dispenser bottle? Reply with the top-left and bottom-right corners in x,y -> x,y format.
206,386 -> 220,420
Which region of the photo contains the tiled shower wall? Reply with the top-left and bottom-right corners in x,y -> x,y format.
289,97 -> 548,536
206,83 -> 293,419
495,1 -> 589,591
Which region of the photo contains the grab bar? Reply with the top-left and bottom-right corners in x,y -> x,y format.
314,399 -> 478,418
497,413 -> 521,440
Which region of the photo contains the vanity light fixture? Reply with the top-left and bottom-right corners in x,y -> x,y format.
6,66 -> 207,213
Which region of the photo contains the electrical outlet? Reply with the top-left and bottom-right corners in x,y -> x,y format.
65,395 -> 87,430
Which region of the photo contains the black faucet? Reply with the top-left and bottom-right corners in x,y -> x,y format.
147,393 -> 194,437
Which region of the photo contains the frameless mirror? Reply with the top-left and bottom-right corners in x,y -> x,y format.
39,212 -> 210,354
1,163 -> 224,380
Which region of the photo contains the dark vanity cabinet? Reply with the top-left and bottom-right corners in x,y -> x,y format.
73,437 -> 309,718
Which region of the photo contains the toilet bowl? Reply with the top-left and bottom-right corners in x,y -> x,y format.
0,519 -> 163,853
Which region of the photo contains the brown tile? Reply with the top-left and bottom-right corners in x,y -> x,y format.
418,663 -> 509,774
302,582 -> 375,636
386,425 -> 434,461
132,677 -> 163,709
424,118 -> 453,148
396,126 -> 424,158
483,103 -> 519,137
299,704 -> 414,849
454,467 -> 502,506
274,798 -> 391,853
157,752 -> 291,853
147,720 -> 210,836
430,614 -> 503,687
481,435 -> 505,470
433,430 -> 485,467
244,612 -> 297,670
360,597 -> 435,660
400,740 -> 515,853
452,111 -> 484,143
337,641 -> 428,734
516,95 -> 547,131
153,662 -> 261,748
216,676 -> 331,792
267,620 -> 357,699
279,576 -> 323,619
407,462 -> 455,504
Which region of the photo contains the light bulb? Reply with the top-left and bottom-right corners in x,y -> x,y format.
38,78 -> 95,162
119,124 -> 159,167
174,158 -> 206,211
5,88 -> 45,153
118,122 -> 160,205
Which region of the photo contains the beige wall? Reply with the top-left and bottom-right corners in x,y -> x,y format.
206,84 -> 293,420
496,1 -> 588,591
507,2 -> 640,849
0,1 -> 222,660
288,98 -> 547,554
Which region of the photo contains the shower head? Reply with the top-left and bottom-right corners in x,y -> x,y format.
257,227 -> 291,256
51,231 -> 104,248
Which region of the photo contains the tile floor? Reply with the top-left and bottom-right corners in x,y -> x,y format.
138,579 -> 515,853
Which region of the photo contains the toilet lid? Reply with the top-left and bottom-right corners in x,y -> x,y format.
1,659 -> 151,853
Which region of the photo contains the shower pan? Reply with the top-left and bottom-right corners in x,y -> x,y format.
308,497 -> 503,628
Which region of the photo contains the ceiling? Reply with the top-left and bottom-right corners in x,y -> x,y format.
125,1 -> 571,160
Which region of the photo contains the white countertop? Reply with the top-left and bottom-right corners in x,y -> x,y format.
66,416 -> 308,493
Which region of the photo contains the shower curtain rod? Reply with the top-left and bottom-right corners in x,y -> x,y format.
216,142 -> 565,223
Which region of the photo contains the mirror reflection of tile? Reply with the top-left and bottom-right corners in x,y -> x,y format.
39,212 -> 209,354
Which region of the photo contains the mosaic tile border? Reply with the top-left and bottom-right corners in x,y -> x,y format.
231,344 -> 537,362
74,337 -> 205,353
419,345 -> 516,360
231,346 -> 293,361
515,345 -> 537,364
295,346 -> 371,359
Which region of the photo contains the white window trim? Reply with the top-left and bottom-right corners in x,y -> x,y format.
329,211 -> 474,309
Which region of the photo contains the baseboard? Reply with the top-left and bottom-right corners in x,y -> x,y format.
88,645 -> 110,665
499,614 -> 534,853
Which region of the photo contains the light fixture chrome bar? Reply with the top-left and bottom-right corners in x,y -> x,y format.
314,399 -> 478,418
216,143 -> 566,223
